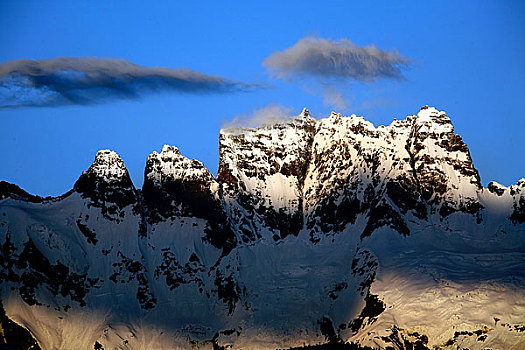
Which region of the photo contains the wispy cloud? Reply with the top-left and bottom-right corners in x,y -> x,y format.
221,104 -> 293,129
0,57 -> 257,108
322,86 -> 348,110
263,37 -> 411,82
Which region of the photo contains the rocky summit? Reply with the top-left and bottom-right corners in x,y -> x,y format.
0,107 -> 524,350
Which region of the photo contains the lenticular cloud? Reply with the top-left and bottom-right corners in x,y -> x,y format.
0,57 -> 255,108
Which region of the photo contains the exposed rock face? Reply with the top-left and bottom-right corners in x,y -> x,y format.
488,181 -> 507,196
0,107 -> 524,350
304,112 -> 425,242
217,108 -> 316,241
0,181 -> 42,203
143,145 -> 221,222
407,107 -> 482,218
510,179 -> 525,224
142,145 -> 235,250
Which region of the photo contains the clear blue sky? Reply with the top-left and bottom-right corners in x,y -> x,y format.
1,0 -> 524,196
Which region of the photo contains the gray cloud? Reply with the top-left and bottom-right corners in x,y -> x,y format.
263,37 -> 411,82
0,57 -> 256,108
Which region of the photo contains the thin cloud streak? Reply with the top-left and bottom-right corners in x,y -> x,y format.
263,37 -> 412,82
0,57 -> 258,108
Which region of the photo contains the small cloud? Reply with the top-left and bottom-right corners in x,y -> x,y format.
222,104 -> 293,129
263,36 -> 411,82
322,86 -> 348,110
0,57 -> 257,108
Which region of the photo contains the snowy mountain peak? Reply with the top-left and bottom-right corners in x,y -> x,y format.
414,106 -> 453,133
145,145 -> 215,187
73,149 -> 137,219
83,149 -> 129,182
514,178 -> 525,188
397,105 -> 483,221
159,144 -> 181,156
142,145 -> 223,226
300,107 -> 310,117
329,110 -> 342,119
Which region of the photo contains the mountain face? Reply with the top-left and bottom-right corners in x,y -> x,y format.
1,106 -> 524,350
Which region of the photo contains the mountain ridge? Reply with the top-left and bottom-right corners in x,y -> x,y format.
0,106 -> 524,350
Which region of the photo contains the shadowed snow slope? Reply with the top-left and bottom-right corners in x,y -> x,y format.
1,106 -> 524,350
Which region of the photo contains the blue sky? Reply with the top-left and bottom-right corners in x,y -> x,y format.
1,0 -> 524,196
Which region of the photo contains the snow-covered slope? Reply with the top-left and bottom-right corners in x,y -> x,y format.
1,107 -> 524,350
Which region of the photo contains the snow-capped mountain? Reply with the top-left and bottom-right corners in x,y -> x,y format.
1,106 -> 524,350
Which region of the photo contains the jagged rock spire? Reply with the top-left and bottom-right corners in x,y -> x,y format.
74,150 -> 137,219
300,108 -> 310,117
